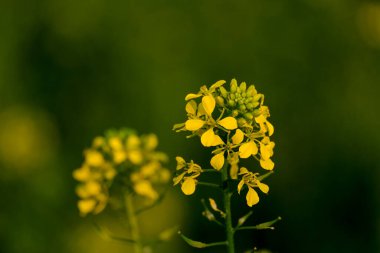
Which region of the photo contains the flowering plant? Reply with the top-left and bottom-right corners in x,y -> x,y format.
173,79 -> 280,252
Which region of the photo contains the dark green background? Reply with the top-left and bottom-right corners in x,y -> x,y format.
0,1 -> 379,252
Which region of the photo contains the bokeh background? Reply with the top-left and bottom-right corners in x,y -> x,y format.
0,0 -> 379,252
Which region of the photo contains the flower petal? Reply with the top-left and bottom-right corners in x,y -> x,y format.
181,177 -> 197,195
237,180 -> 245,194
202,95 -> 216,115
218,117 -> 238,130
209,80 -> 226,91
257,181 -> 269,194
246,187 -> 259,207
210,152 -> 225,170
185,93 -> 202,101
78,199 -> 96,215
255,115 -> 266,124
239,141 -> 258,158
185,119 -> 205,131
176,156 -> 186,170
266,120 -> 274,136
260,158 -> 274,170
185,100 -> 197,115
232,129 -> 244,144
173,172 -> 186,185
201,128 -> 224,147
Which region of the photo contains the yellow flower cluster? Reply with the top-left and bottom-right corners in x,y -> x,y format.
173,79 -> 275,206
73,129 -> 170,216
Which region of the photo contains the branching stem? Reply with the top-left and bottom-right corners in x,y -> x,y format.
125,193 -> 143,253
222,164 -> 235,253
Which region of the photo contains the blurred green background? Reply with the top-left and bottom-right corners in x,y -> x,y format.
0,0 -> 379,252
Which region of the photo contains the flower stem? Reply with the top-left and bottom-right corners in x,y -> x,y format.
125,193 -> 143,253
222,164 -> 235,253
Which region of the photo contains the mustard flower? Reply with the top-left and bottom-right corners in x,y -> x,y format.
73,129 -> 170,216
173,156 -> 203,195
237,167 -> 269,207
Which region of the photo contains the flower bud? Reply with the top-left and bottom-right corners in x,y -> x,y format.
216,96 -> 224,106
244,113 -> 253,120
240,82 -> 247,92
246,103 -> 254,110
252,102 -> 260,108
247,85 -> 257,96
239,104 -> 246,111
238,118 -> 247,126
228,100 -> 236,107
253,94 -> 262,102
253,109 -> 261,117
230,79 -> 238,93
232,110 -> 239,117
219,87 -> 228,98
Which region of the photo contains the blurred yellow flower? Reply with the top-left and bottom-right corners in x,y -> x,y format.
73,129 -> 170,216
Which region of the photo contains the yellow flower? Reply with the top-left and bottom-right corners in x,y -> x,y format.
173,157 -> 202,195
237,167 -> 269,207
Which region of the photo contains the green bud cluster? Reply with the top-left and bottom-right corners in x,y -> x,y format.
217,79 -> 263,126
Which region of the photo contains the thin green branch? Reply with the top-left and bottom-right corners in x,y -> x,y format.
222,163 -> 235,253
198,181 -> 221,189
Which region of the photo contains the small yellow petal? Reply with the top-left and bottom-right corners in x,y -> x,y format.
113,150 -> 127,164
266,120 -> 274,136
237,180 -> 245,194
209,198 -> 219,211
201,128 -> 214,147
218,117 -> 238,130
260,142 -> 274,160
185,100 -> 197,115
185,119 -> 205,131
73,166 -> 91,181
109,137 -> 123,150
260,158 -> 274,170
176,156 -> 186,170
85,150 -> 104,167
246,187 -> 259,207
209,80 -> 226,91
210,152 -> 225,170
181,177 -> 196,195
232,129 -> 244,144
173,172 -> 186,185
129,150 -> 143,164
257,181 -> 269,193
202,95 -> 216,115
126,135 -> 140,149
229,164 -> 238,179
255,115 -> 266,124
239,167 -> 249,174
134,180 -> 158,200
239,141 -> 258,158
185,93 -> 202,101
78,199 -> 96,215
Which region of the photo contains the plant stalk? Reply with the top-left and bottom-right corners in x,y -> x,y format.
222,164 -> 235,253
125,193 -> 143,253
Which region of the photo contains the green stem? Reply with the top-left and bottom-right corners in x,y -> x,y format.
125,193 -> 143,253
222,164 -> 235,253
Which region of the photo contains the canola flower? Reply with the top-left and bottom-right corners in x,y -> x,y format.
73,129 -> 170,216
173,79 -> 275,207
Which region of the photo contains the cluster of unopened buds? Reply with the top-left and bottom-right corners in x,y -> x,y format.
173,79 -> 275,206
73,129 -> 170,216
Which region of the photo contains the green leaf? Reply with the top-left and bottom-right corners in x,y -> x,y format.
254,216 -> 282,230
179,231 -> 227,248
256,171 -> 274,181
237,211 -> 253,227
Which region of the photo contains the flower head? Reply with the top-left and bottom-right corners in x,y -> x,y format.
173,79 -> 275,206
73,129 -> 169,216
